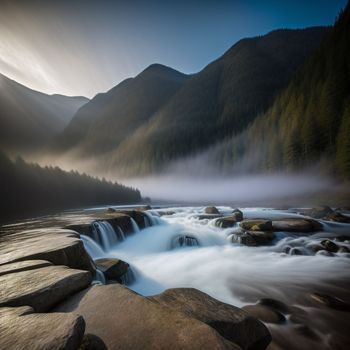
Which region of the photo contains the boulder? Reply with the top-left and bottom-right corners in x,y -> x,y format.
0,259 -> 52,276
171,235 -> 199,248
305,206 -> 334,219
55,284 -> 270,350
78,334 -> 107,350
0,306 -> 85,350
242,304 -> 286,324
0,265 -> 91,312
0,228 -> 94,273
271,218 -> 322,232
232,231 -> 275,246
149,288 -> 271,350
257,298 -> 289,314
95,258 -> 130,283
205,206 -> 220,214
321,240 -> 339,253
240,220 -> 272,231
232,209 -> 244,221
216,216 -> 240,228
310,292 -> 350,311
324,212 -> 350,223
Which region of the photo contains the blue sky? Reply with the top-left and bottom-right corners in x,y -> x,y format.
0,0 -> 346,97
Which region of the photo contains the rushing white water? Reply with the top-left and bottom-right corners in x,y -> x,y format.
81,207 -> 350,307
130,218 -> 140,233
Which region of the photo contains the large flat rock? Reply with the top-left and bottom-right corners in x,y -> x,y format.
0,306 -> 85,350
0,259 -> 52,276
0,228 -> 94,272
55,284 -> 244,350
0,265 -> 91,312
149,288 -> 271,350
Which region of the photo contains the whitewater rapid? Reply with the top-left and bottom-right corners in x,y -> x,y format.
81,207 -> 350,307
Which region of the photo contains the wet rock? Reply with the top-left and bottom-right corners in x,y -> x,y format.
293,324 -> 319,340
290,247 -> 304,255
0,228 -> 94,273
157,210 -> 175,216
150,288 -> 271,350
288,306 -> 309,324
95,258 -> 130,283
246,231 -> 275,245
205,206 -> 220,214
321,240 -> 339,253
231,209 -> 243,221
79,334 -> 108,350
305,206 -> 334,219
283,245 -> 292,254
232,232 -> 257,246
0,306 -> 85,350
324,212 -> 350,223
310,292 -> 350,311
242,304 -> 286,324
172,235 -> 199,248
271,218 -> 322,232
55,284 -> 248,350
258,298 -> 289,314
315,250 -> 334,257
216,216 -> 240,228
0,265 -> 91,312
338,246 -> 350,253
0,260 -> 52,276
240,220 -> 272,231
107,207 -> 116,213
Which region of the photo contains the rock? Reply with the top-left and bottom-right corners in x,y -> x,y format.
0,265 -> 92,312
95,258 -> 130,283
231,209 -> 243,221
324,212 -> 350,223
310,292 -> 350,311
290,247 -> 304,255
0,259 -> 52,276
242,304 -> 286,324
216,216 -> 240,228
306,206 -> 334,219
271,218 -> 322,232
171,235 -> 199,248
157,210 -> 176,216
205,206 -> 220,214
240,220 -> 272,231
232,231 -> 274,246
0,306 -> 85,350
315,250 -> 334,257
288,306 -> 309,324
149,288 -> 271,350
107,207 -> 116,213
321,240 -> 339,253
78,334 -> 107,350
245,231 -> 275,245
335,235 -> 350,242
338,246 -> 350,253
232,232 -> 257,246
257,298 -> 289,314
55,284 -> 270,350
293,324 -> 319,340
113,210 -> 148,229
0,228 -> 94,273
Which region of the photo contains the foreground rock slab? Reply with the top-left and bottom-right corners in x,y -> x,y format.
149,288 -> 271,350
0,228 -> 94,272
0,265 -> 91,312
55,284 -> 270,349
95,258 -> 130,283
0,259 -> 52,276
0,306 -> 85,350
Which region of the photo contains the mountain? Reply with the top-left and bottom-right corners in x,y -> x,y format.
58,27 -> 327,175
0,73 -> 89,154
0,151 -> 140,221
212,3 -> 350,179
57,64 -> 190,154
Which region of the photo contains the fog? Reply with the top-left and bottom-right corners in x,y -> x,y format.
121,173 -> 334,205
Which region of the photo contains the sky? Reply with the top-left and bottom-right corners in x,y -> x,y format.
0,0 -> 347,98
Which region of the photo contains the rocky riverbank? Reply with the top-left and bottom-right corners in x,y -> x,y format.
0,207 -> 271,350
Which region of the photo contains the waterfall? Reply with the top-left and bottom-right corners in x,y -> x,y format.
121,268 -> 135,285
94,268 -> 106,284
116,226 -> 126,241
171,235 -> 199,249
144,211 -> 160,226
130,218 -> 140,233
80,234 -> 105,258
92,221 -> 122,251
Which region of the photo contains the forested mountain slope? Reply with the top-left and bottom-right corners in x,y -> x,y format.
213,3 -> 350,179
